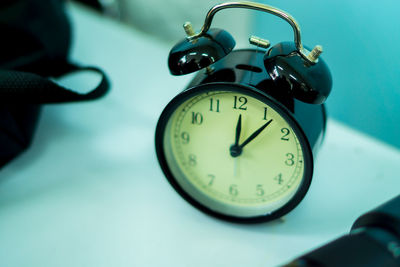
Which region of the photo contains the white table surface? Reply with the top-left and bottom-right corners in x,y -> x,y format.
1,4 -> 400,267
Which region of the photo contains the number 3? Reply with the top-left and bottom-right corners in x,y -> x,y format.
285,153 -> 295,166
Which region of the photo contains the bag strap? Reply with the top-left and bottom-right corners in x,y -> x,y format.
0,62 -> 110,103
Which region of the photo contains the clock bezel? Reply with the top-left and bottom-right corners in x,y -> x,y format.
155,82 -> 314,223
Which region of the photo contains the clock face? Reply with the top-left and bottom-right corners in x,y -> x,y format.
156,84 -> 312,221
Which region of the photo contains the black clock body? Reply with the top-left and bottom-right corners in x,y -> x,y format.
155,48 -> 326,223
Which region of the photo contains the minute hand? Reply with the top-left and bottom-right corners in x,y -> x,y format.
239,119 -> 273,149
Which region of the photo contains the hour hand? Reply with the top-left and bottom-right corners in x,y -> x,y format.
234,114 -> 242,146
230,114 -> 242,157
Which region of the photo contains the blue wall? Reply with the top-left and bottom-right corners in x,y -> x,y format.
253,0 -> 400,148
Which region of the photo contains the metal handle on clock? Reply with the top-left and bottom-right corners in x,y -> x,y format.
188,1 -> 322,64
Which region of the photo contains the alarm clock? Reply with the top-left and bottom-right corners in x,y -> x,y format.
155,2 -> 332,223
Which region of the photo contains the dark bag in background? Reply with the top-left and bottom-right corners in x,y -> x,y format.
0,0 -> 110,168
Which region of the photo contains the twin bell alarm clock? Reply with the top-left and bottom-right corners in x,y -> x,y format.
155,2 -> 332,223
